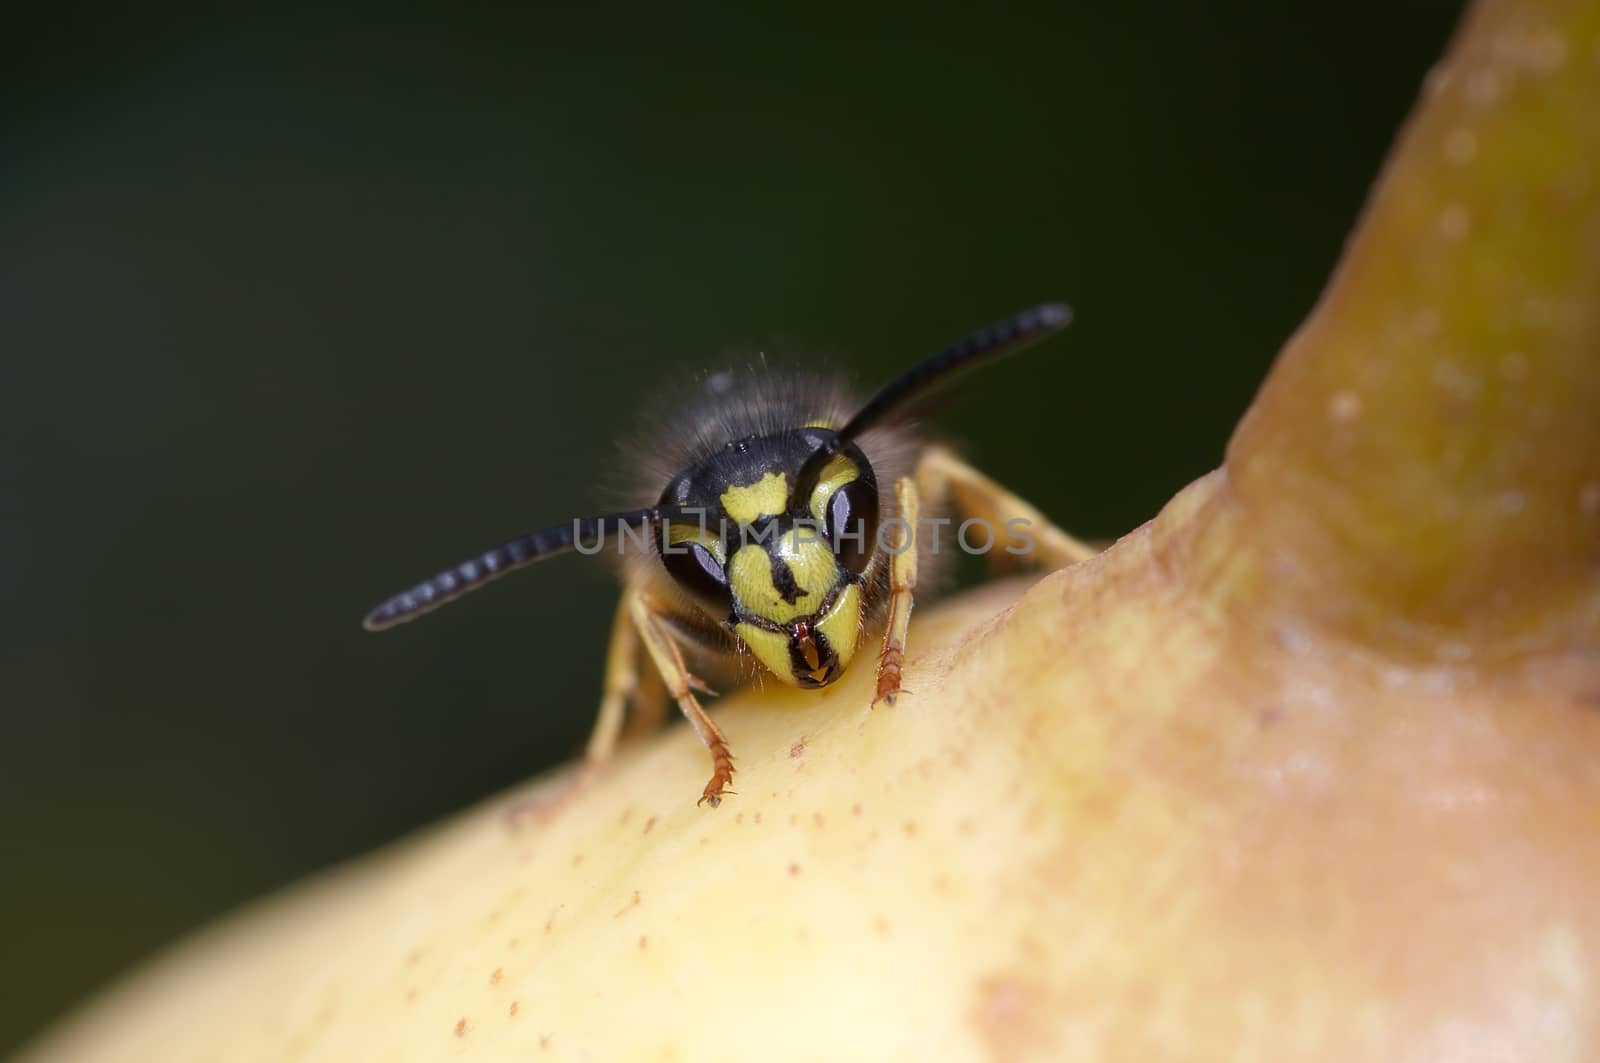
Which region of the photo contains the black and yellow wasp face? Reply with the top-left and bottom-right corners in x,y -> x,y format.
655,427 -> 879,688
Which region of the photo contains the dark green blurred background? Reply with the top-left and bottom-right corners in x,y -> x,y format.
2,3 -> 1462,1052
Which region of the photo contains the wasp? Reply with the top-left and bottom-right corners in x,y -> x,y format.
363,305 -> 1096,806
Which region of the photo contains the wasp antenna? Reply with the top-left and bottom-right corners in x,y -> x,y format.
792,303 -> 1072,502
362,505 -> 685,631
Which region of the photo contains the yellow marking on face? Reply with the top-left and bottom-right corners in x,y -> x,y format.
735,622 -> 794,684
815,582 -> 861,672
807,453 -> 860,523
727,528 -> 840,624
666,523 -> 726,564
720,471 -> 789,525
734,580 -> 861,685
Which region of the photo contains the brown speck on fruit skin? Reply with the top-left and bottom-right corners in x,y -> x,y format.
539,1033 -> 552,1050
490,967 -> 503,985
404,947 -> 423,967
813,812 -> 826,828
642,815 -> 656,835
753,812 -> 762,825
614,890 -> 641,917
874,916 -> 891,937
508,936 -> 520,949
454,1017 -> 468,1038
852,803 -> 862,816
903,820 -> 919,838
638,935 -> 648,950
789,736 -> 806,758
618,806 -> 632,826
735,812 -> 744,824
570,852 -> 584,868
788,862 -> 802,877
509,1001 -> 519,1017
404,988 -> 416,1003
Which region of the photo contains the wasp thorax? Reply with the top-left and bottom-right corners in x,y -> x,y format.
655,428 -> 879,687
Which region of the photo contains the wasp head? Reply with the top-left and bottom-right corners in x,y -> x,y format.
656,427 -> 879,687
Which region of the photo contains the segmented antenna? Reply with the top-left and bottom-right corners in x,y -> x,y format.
362,505 -> 686,631
790,303 -> 1073,505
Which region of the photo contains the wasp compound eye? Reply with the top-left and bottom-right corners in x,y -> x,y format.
662,537 -> 731,607
825,476 -> 879,575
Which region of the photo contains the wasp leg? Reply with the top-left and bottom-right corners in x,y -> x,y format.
627,588 -> 736,807
621,654 -> 669,742
585,594 -> 642,764
588,591 -> 715,758
874,475 -> 920,706
916,444 -> 1099,569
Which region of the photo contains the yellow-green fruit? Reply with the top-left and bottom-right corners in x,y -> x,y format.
24,481 -> 1600,1061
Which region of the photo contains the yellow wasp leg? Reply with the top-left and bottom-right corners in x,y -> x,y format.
621,655 -> 669,742
916,444 -> 1099,568
874,475 -> 920,706
508,590 -> 696,827
585,594 -> 641,764
588,590 -> 705,759
627,588 -> 736,806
